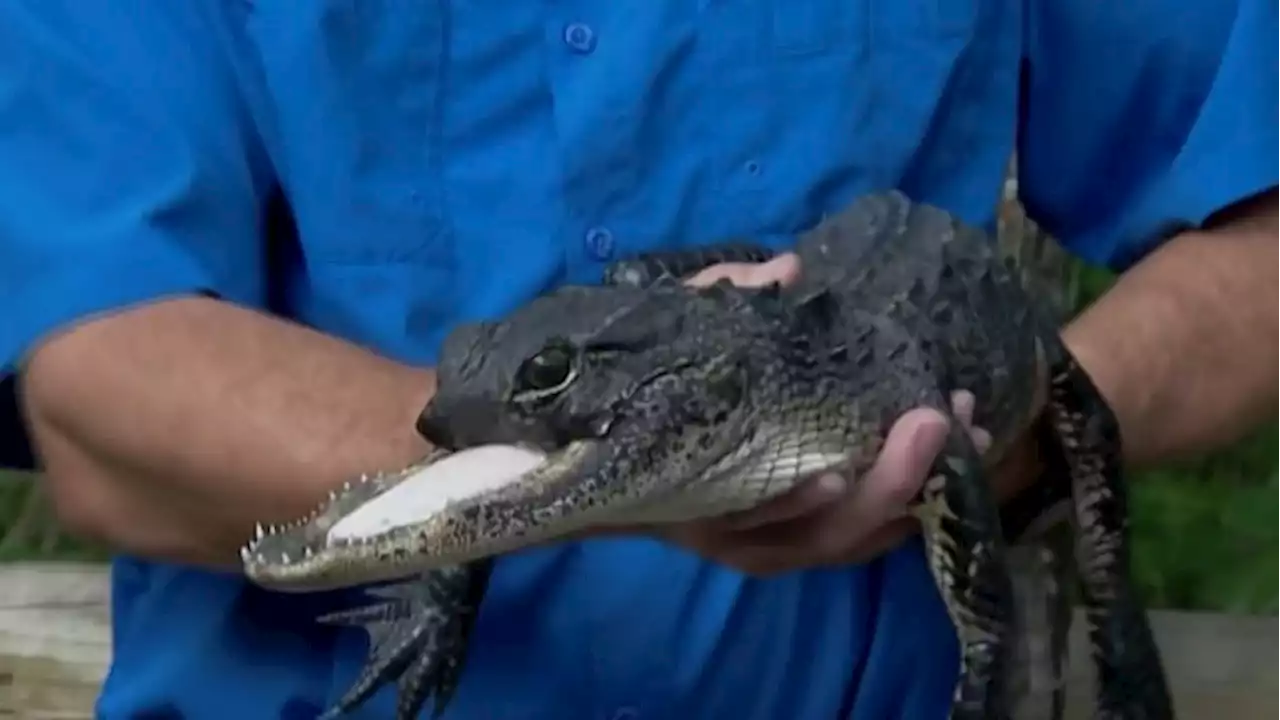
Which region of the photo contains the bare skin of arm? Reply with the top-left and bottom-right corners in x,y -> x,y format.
991,190 -> 1279,500
18,296 -> 437,570
1060,191 -> 1278,469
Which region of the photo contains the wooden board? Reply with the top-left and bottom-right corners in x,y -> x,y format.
0,562 -> 1275,719
1063,610 -> 1278,719
0,564 -> 110,720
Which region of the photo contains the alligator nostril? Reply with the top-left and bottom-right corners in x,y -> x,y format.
416,409 -> 457,450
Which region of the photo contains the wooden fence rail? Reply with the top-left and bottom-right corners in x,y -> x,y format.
1,562 -> 1276,720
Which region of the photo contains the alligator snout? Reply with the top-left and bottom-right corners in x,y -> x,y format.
417,396 -> 564,452
416,405 -> 458,450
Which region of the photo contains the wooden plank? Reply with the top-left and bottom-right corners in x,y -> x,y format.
1064,609 -> 1279,719
0,563 -> 110,720
0,562 -> 1275,718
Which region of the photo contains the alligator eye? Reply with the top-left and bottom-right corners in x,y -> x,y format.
517,342 -> 577,393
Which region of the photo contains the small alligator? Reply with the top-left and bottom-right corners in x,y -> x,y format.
241,191 -> 1173,720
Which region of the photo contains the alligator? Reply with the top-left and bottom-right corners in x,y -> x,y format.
240,191 -> 1174,720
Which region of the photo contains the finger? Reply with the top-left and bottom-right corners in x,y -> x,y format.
685,253 -> 801,289
951,389 -> 976,429
672,406 -> 951,574
710,492 -> 924,574
684,263 -> 752,288
745,253 -> 801,287
669,523 -> 812,577
688,495 -> 903,577
972,427 -> 994,455
855,407 -> 951,519
715,473 -> 846,532
948,389 -> 994,453
706,405 -> 951,537
835,517 -> 919,565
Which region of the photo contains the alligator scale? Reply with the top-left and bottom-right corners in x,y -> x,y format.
241,192 -> 1173,720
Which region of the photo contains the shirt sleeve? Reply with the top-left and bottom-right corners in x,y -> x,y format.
1017,0 -> 1278,270
0,1 -> 275,372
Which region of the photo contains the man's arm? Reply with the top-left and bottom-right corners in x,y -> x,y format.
0,3 -> 436,569
1064,192 -> 1277,468
20,298 -> 436,569
1015,0 -> 1278,471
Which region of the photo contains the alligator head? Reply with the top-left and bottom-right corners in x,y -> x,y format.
242,278 -> 868,589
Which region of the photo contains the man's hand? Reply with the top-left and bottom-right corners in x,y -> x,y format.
655,254 -> 995,576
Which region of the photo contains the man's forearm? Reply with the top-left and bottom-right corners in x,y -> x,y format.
1063,191 -> 1278,468
18,296 -> 437,569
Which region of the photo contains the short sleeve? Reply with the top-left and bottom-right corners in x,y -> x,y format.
1017,0 -> 1278,270
0,1 -> 275,372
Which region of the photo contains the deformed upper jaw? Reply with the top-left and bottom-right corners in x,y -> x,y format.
238,461 -> 432,592
239,445 -> 554,593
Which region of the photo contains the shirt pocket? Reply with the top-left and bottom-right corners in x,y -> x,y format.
241,0 -> 453,266
685,0 -> 985,237
687,1 -> 879,236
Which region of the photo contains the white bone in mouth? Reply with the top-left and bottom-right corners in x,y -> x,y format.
327,444 -> 547,542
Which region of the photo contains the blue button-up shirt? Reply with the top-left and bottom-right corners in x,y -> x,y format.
0,1 -> 1275,719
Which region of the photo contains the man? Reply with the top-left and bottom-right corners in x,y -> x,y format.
0,1 -> 1274,718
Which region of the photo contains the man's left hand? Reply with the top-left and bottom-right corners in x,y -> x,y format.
659,253 -> 1009,576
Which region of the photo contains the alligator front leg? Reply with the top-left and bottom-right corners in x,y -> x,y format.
910,425 -> 1018,720
317,560 -> 494,720
602,242 -> 776,288
1042,350 -> 1175,720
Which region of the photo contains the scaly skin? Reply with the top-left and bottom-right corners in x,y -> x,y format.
241,191 -> 1174,720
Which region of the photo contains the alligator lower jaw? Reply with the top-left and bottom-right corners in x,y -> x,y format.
240,444 -> 553,592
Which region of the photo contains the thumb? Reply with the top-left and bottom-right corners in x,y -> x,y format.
859,408 -> 951,515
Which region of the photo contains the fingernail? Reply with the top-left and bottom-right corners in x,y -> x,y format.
816,473 -> 847,495
913,418 -> 949,454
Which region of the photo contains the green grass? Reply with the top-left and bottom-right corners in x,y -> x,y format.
0,471 -> 109,563
1129,428 -> 1277,613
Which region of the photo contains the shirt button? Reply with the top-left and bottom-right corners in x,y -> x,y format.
585,226 -> 615,260
563,22 -> 597,54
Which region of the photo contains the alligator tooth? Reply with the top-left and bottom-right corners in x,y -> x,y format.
281,552 -> 291,563
239,547 -> 250,562
254,523 -> 265,539
304,546 -> 313,558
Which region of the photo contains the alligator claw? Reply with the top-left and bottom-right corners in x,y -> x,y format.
316,560 -> 494,720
